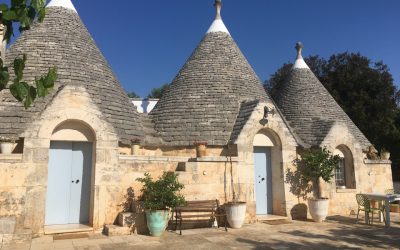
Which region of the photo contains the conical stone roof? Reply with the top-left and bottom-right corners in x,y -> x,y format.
0,2 -> 143,144
150,1 -> 269,146
273,42 -> 370,149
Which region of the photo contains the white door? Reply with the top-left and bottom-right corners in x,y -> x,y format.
45,141 -> 92,225
254,147 -> 273,215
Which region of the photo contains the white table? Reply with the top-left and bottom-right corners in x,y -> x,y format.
364,193 -> 400,227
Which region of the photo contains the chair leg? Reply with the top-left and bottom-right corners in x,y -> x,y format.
371,211 -> 374,225
356,209 -> 360,224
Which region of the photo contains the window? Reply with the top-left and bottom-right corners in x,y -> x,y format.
335,158 -> 346,187
334,145 -> 356,189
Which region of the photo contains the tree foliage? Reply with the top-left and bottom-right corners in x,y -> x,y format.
127,91 -> 140,98
266,52 -> 400,179
294,147 -> 340,199
147,83 -> 170,99
136,172 -> 186,211
0,0 -> 57,108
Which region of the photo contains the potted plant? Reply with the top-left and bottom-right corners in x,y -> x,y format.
225,150 -> 246,229
380,148 -> 390,160
0,136 -> 15,154
136,172 -> 185,236
130,137 -> 141,155
294,147 -> 340,222
193,141 -> 208,157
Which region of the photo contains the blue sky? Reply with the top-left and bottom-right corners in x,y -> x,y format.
5,0 -> 400,97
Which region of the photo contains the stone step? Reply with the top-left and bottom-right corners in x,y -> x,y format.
118,212 -> 135,227
103,225 -> 132,236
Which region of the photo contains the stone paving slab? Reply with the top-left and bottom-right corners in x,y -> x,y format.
1,215 -> 400,249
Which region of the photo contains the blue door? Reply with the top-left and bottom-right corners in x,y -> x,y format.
45,141 -> 92,225
254,147 -> 272,215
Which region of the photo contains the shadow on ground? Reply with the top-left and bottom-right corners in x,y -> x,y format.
236,215 -> 400,249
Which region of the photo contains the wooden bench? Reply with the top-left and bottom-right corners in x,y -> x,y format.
173,199 -> 227,235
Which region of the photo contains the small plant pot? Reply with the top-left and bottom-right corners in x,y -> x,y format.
195,144 -> 207,158
390,204 -> 400,213
225,202 -> 246,229
308,198 -> 329,223
381,152 -> 390,160
131,144 -> 140,155
146,210 -> 170,237
0,142 -> 13,154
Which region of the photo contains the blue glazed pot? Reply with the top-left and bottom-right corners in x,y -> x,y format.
146,210 -> 170,237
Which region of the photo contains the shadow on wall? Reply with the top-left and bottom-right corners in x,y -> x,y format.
115,187 -> 142,234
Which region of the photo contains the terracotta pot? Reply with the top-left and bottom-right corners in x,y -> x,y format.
390,204 -> 400,213
196,144 -> 207,157
225,202 -> 246,229
0,142 -> 13,154
308,199 -> 329,223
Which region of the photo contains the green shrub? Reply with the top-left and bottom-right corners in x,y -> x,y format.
294,147 -> 340,199
136,172 -> 186,211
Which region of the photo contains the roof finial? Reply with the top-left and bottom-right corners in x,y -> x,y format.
293,41 -> 310,69
295,42 -> 303,59
214,0 -> 222,20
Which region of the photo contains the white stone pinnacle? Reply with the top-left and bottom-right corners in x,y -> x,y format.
292,42 -> 310,69
206,0 -> 230,35
46,0 -> 77,13
206,19 -> 230,35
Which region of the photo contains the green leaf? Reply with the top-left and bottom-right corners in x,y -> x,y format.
4,22 -> 14,43
0,4 -> 8,12
11,0 -> 25,8
43,67 -> 57,88
24,86 -> 37,108
37,8 -> 46,22
2,10 -> 18,21
30,0 -> 46,12
10,81 -> 29,101
35,77 -> 48,97
13,54 -> 27,81
0,68 -> 10,92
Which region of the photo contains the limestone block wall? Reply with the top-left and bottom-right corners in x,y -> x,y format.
118,155 -> 239,233
317,123 -> 392,215
234,102 -> 299,220
0,85 -> 121,236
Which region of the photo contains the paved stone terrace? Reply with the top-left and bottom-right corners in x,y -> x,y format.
2,214 -> 400,250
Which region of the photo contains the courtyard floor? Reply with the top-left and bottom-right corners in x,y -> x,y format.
2,214 -> 400,250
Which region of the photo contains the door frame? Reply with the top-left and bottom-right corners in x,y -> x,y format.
253,146 -> 273,215
45,140 -> 94,226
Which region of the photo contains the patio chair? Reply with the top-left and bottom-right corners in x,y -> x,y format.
385,189 -> 400,212
355,194 -> 386,224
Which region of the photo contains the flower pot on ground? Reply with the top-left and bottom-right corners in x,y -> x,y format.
194,141 -> 207,157
225,202 -> 246,229
136,172 -> 185,237
145,210 -> 170,237
294,147 -> 340,223
308,198 -> 329,223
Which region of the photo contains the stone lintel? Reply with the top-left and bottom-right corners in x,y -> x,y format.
364,159 -> 392,165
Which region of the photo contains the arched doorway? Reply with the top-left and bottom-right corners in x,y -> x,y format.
45,120 -> 95,226
253,130 -> 283,215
